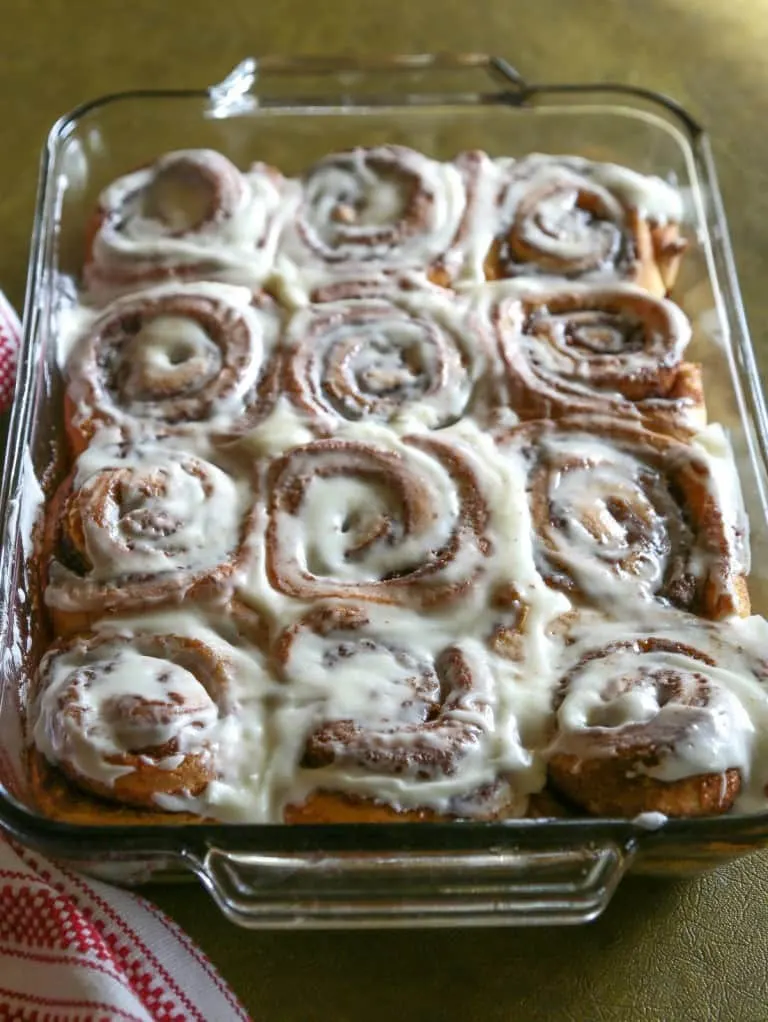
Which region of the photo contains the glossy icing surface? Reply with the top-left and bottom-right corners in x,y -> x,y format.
30,147 -> 768,823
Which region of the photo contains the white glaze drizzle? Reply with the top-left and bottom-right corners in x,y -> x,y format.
553,611 -> 768,810
274,146 -> 467,299
493,420 -> 747,619
237,416 -> 569,636
25,147 -> 768,825
45,440 -> 251,611
89,150 -> 299,294
273,433 -> 461,586
469,279 -> 696,417
265,610 -> 542,817
63,280 -> 281,442
555,646 -> 755,778
34,644 -> 220,784
692,423 -> 752,577
457,153 -> 684,285
18,448 -> 45,562
281,287 -> 484,432
31,613 -> 277,820
587,161 -> 683,222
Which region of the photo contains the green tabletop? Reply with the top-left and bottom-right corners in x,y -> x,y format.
2,1 -> 768,1019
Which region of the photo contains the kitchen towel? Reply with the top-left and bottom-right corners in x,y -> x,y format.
0,838 -> 249,1021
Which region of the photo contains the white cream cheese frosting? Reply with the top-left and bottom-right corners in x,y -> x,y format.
26,147 -> 768,826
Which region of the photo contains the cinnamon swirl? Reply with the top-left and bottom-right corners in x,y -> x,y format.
282,285 -> 492,432
275,145 -> 475,296
479,282 -> 704,436
546,614 -> 768,817
84,149 -> 295,299
262,430 -> 491,610
63,282 -> 282,454
30,141 -> 768,827
31,630 -> 236,810
495,416 -> 750,619
479,155 -> 686,296
44,442 -> 255,634
271,602 -> 531,819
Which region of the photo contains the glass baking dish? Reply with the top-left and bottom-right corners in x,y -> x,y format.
1,53 -> 767,929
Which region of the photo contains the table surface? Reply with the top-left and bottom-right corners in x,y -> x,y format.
2,1 -> 768,1018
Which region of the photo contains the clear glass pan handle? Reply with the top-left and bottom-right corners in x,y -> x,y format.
205,53 -> 528,115
194,840 -> 635,929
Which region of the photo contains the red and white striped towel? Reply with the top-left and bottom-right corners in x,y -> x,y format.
0,289 -> 20,415
0,297 -> 248,1022
0,838 -> 248,1021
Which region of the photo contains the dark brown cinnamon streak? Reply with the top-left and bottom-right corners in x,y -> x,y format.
264,434 -> 491,609
482,155 -> 686,296
64,286 -> 281,453
494,416 -> 749,619
481,283 -> 704,437
44,443 -> 255,634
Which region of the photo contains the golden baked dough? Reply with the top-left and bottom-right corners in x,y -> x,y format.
29,145 -> 767,826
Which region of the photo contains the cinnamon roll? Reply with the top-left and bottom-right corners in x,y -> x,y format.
262,431 -> 491,610
44,442 -> 254,635
480,155 -> 686,296
283,791 -> 445,823
495,416 -> 750,619
275,145 -> 475,295
271,602 -> 530,819
479,282 -> 704,436
30,630 -> 236,810
84,149 -> 295,299
282,285 -> 490,432
546,615 -> 768,817
63,282 -> 282,454
31,141 -> 768,828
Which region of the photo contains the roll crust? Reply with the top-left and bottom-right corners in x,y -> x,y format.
29,143 -> 765,828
